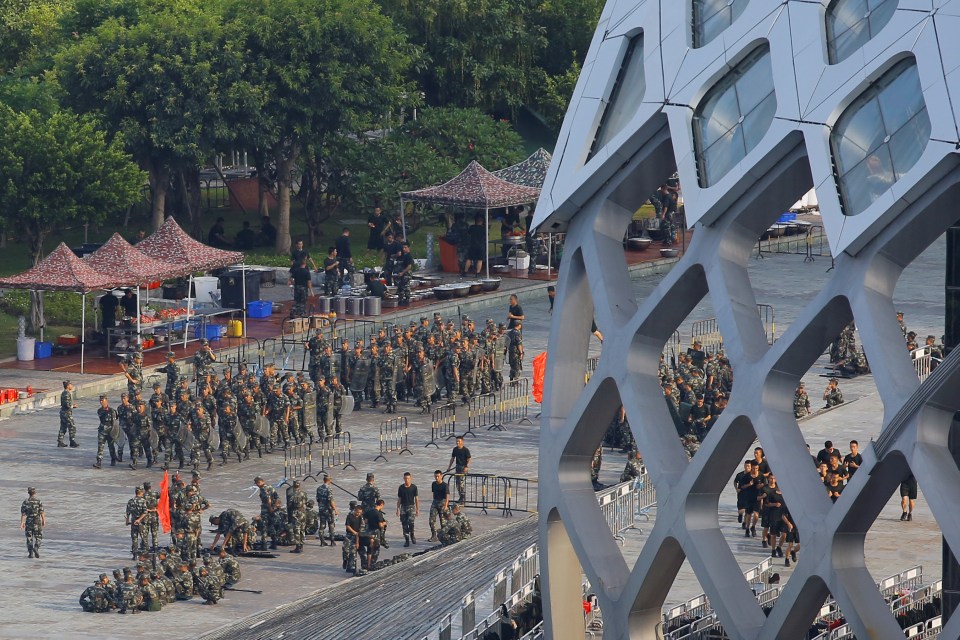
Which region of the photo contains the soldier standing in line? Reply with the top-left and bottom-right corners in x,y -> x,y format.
162,400 -> 186,470
267,385 -> 290,450
190,404 -> 215,471
238,392 -> 260,459
395,242 -> 415,305
218,404 -> 242,465
315,473 -> 338,546
94,395 -> 120,468
315,376 -> 331,440
365,343 -> 381,409
507,322 -> 523,381
133,402 -> 155,469
284,385 -> 303,444
330,375 -> 346,434
411,348 -> 432,413
396,472 -> 420,547
20,486 -> 46,558
379,343 -> 397,414
158,351 -> 180,398
193,339 -> 217,382
347,342 -> 365,407
142,481 -> 160,552
620,451 -> 644,483
288,480 -> 308,553
121,352 -> 144,398
57,380 -> 78,448
444,343 -> 461,402
126,486 -> 148,559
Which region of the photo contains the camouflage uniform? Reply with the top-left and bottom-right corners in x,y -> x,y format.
21,491 -> 44,558
287,482 -> 308,551
238,396 -> 261,458
173,566 -> 194,600
458,345 -> 476,402
125,360 -> 144,398
96,401 -> 122,467
118,577 -> 142,613
217,551 -> 242,586
793,388 -> 811,419
378,351 -> 397,412
218,407 -> 242,464
267,389 -> 290,449
285,387 -> 303,444
444,348 -> 460,400
164,404 -> 186,469
315,381 -> 332,439
126,490 -> 148,557
195,568 -> 222,604
257,482 -> 278,548
438,513 -> 462,545
79,576 -> 113,613
142,483 -> 160,552
315,483 -> 337,545
364,346 -> 381,408
190,409 -> 214,470
133,407 -> 155,468
57,388 -> 77,446
507,328 -> 523,381
620,457 -> 644,483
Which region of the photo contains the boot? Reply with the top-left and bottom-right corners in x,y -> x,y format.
57,441 -> 67,448
178,460 -> 185,469
206,454 -> 213,471
269,541 -> 278,550
161,462 -> 168,471
237,451 -> 243,463
220,454 -> 228,467
33,547 -> 39,559
404,535 -> 410,548
70,440 -> 80,448
410,532 -> 416,545
129,460 -> 138,470
257,446 -> 263,459
110,457 -> 117,467
93,460 -> 102,469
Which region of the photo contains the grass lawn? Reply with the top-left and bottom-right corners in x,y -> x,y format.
0,312 -> 75,359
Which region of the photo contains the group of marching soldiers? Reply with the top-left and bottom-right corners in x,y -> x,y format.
315,313 -> 520,415
78,546 -> 242,613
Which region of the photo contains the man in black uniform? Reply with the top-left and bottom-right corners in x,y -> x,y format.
382,232 -> 402,286
759,474 -> 783,550
843,440 -> 862,478
396,472 -> 420,547
100,291 -> 119,331
446,437 -> 472,505
367,206 -> 386,252
395,243 -> 415,305
464,214 -> 486,276
738,463 -> 762,538
288,259 -> 313,318
290,239 -> 317,270
335,227 -> 353,279
506,294 -> 524,329
734,460 -> 752,525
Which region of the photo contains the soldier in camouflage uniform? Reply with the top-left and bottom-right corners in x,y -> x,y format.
121,352 -> 144,399
193,338 -> 217,381
347,343 -> 365,407
156,351 -> 180,398
117,573 -> 143,614
507,323 -> 523,381
452,503 -> 472,538
254,476 -> 278,549
189,404 -> 215,471
794,383 -> 811,419
378,343 -> 397,413
287,480 -> 308,553
437,510 -> 462,545
94,395 -> 121,468
590,446 -> 603,489
194,565 -> 222,605
330,375 -> 346,434
314,376 -> 331,440
443,343 -> 461,401
142,481 -> 161,552
138,574 -> 162,612
396,472 -> 420,547
133,402 -> 155,469
236,392 -> 260,459
620,451 -> 645,483
284,385 -> 303,444
315,474 -> 338,546
411,348 -> 432,413
216,547 -> 242,586
162,400 -> 186,470
79,574 -> 113,612
57,380 -> 78,448
218,404 -> 242,465
20,486 -> 45,558
457,339 -> 476,403
126,486 -> 148,559
823,378 -> 844,408
267,385 -> 290,450
365,343 -> 381,409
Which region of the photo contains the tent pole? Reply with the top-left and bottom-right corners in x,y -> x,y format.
184,275 -> 193,349
400,197 -> 407,242
548,233 -> 552,275
136,285 -> 142,348
80,293 -> 86,374
485,208 -> 490,279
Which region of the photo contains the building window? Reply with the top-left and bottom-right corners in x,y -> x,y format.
831,58 -> 930,216
692,0 -> 748,48
826,0 -> 898,65
588,34 -> 645,161
692,45 -> 776,187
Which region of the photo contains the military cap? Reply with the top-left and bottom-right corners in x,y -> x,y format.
254,475 -> 264,483
192,470 -> 201,479
120,392 -> 128,399
292,480 -> 301,488
434,312 -> 442,318
497,322 -> 506,329
153,382 -> 162,389
349,500 -> 358,509
927,335 -> 936,341
420,316 -> 428,322
99,573 -> 109,581
27,486 -> 36,494
323,473 -> 330,480
135,486 -> 144,493
897,310 -> 904,316
199,338 -> 209,345
143,481 -> 152,489
123,567 -> 132,575
99,394 -> 108,400
157,548 -> 167,556
829,377 -> 839,383
486,318 -> 494,324
186,485 -> 196,493
166,351 -> 176,358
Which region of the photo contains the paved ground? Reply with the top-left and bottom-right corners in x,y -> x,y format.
0,235 -> 948,639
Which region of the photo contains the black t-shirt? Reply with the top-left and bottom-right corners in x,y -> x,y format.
467,224 -> 486,251
121,294 -> 138,317
508,304 -> 523,328
368,213 -> 385,236
816,448 -> 837,467
100,293 -> 119,316
431,481 -> 448,502
364,507 -> 385,534
738,473 -> 760,500
345,512 -> 364,536
208,223 -> 226,246
451,446 -> 471,468
323,256 -> 339,273
397,252 -> 414,274
290,266 -> 311,287
761,485 -> 782,510
335,235 -> 352,260
826,481 -> 844,502
827,465 -> 848,481
753,458 -> 770,476
397,484 -> 418,507
367,279 -> 387,298
843,453 -> 863,475
291,248 -> 310,266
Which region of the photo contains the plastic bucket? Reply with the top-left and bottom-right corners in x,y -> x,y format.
193,277 -> 220,304
17,337 -> 35,361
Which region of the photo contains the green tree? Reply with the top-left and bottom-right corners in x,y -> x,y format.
401,107 -> 526,169
538,60 -> 582,131
0,106 -> 142,329
0,0 -> 73,73
55,1 -> 244,231
223,0 -> 415,254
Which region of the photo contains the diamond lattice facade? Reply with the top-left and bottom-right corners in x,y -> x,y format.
535,1 -> 960,638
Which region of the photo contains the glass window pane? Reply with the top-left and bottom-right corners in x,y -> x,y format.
699,85 -> 741,146
887,112 -> 931,179
703,126 -> 746,184
839,158 -> 880,215
742,92 -> 777,149
735,52 -> 774,113
693,0 -> 746,48
829,0 -> 869,37
877,65 -> 924,132
866,0 -> 897,34
834,97 -> 884,172
590,35 -> 645,157
827,0 -> 896,64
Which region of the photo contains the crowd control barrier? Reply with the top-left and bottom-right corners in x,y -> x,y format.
283,443 -> 312,480
374,416 -> 412,462
315,431 -> 356,471
498,378 -> 531,427
596,480 -> 639,544
466,393 -> 498,435
427,403 -> 458,448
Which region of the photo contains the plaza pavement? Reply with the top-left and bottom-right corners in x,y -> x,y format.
0,235 -> 948,639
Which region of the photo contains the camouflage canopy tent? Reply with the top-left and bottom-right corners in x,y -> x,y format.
0,243 -> 127,372
400,160 -> 541,278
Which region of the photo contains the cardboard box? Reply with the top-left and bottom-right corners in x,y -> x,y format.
508,255 -> 530,270
283,318 -> 306,334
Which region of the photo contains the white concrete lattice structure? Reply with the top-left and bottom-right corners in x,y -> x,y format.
536,1 -> 960,638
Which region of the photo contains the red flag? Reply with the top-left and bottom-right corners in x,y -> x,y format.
532,352 -> 547,404
157,470 -> 172,534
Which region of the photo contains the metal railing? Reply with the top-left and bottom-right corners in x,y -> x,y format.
283,443 -> 312,480
911,346 -> 933,382
690,318 -> 723,355
499,378 -> 532,427
465,393 -> 498,435
442,473 -> 534,517
756,303 -> 776,345
374,416 -> 412,462
585,356 -> 600,383
596,480 -> 639,544
427,403 -> 458,448
315,431 -> 356,471
635,471 -> 657,521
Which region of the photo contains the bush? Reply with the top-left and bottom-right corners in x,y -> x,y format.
0,290 -> 84,324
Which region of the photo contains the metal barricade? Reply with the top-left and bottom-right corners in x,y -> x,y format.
438,612 -> 453,640
499,378 -> 532,427
444,472 -> 507,515
461,591 -> 476,635
664,330 -> 681,370
596,480 -> 638,544
466,392 -> 498,434
283,443 -> 312,480
634,471 -> 657,521
333,318 -> 379,347
912,346 -> 932,382
585,356 -> 599,383
756,303 -> 776,345
258,338 -> 279,372
374,416 -> 412,462
493,569 -> 509,607
690,318 -> 723,354
502,476 -> 534,516
315,431 -> 356,471
427,403 -> 457,448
